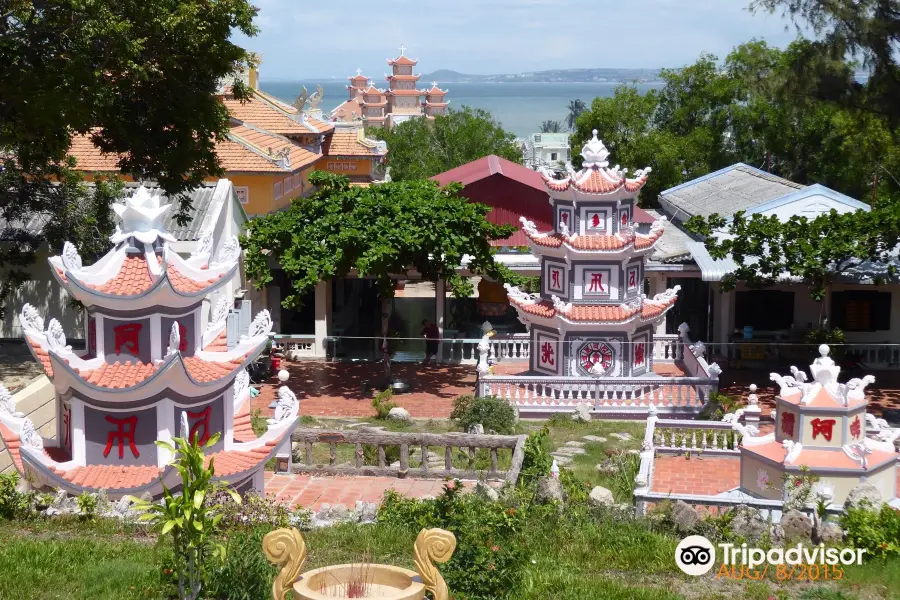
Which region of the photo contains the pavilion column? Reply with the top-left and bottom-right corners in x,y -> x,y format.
314,280 -> 332,358
715,285 -> 734,344
435,279 -> 446,363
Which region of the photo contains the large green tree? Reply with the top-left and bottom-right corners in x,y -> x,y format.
242,171 -> 516,378
368,107 -> 521,181
0,0 -> 258,312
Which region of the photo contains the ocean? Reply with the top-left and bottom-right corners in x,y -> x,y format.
259,80 -> 664,139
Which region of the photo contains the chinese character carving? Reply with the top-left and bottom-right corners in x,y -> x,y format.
850,415 -> 861,439
628,269 -> 637,289
540,342 -> 555,366
187,406 -> 212,446
550,268 -> 561,290
781,412 -> 795,437
560,212 -> 568,226
634,342 -> 645,366
113,323 -> 142,356
103,415 -> 140,459
588,272 -> 605,292
178,322 -> 188,352
590,213 -> 601,228
62,404 -> 71,451
88,319 -> 96,355
810,418 -> 836,442
621,211 -> 628,226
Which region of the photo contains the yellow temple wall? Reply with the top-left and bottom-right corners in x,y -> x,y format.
0,376 -> 56,474
315,157 -> 373,177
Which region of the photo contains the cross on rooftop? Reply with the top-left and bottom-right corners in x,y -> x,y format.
399,44 -> 406,56
356,68 -> 362,76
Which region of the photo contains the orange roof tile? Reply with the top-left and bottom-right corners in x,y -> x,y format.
527,232 -> 629,251
780,386 -> 868,410
222,124 -> 320,173
222,96 -> 308,135
389,55 -> 418,66
87,255 -> 154,296
634,230 -> 664,249
362,86 -> 386,95
233,399 -> 258,443
49,464 -> 162,489
77,361 -> 159,389
28,338 -> 53,377
207,441 -> 277,476
332,99 -> 363,121
167,266 -> 224,294
183,355 -> 247,383
575,169 -> 624,194
67,133 -> 122,172
510,297 -> 673,323
744,441 -> 895,470
542,169 -> 649,195
0,423 -> 23,473
641,297 -> 676,319
203,330 -> 228,352
324,129 -> 385,157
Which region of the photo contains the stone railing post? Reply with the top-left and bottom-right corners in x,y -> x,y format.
744,383 -> 761,428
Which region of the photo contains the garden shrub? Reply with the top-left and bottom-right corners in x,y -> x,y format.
77,491 -> 98,521
0,473 -> 32,520
363,443 -> 401,467
450,394 -> 516,434
518,427 -> 552,487
213,490 -> 303,530
206,526 -> 276,600
546,412 -> 579,429
843,504 -> 900,557
372,388 -> 397,420
378,481 -> 529,600
696,391 -> 742,421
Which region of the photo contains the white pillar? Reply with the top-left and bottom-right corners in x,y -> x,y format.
435,279 -> 446,362
314,280 -> 332,358
648,273 -> 667,336
715,286 -> 734,344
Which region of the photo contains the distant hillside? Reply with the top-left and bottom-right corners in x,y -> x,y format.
421,67 -> 662,84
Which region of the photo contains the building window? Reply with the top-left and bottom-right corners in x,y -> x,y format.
283,176 -> 292,193
326,161 -> 358,172
832,291 -> 891,331
234,186 -> 249,204
274,181 -> 283,199
292,174 -> 300,189
550,152 -> 558,161
735,290 -> 794,331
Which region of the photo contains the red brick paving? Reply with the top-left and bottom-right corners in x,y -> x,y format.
263,472 -> 470,510
651,455 -> 741,496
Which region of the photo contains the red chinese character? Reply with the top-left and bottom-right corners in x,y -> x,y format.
187,406 -> 212,446
628,270 -> 637,289
540,342 -> 555,366
88,319 -> 96,355
810,418 -> 836,442
113,323 -> 142,356
560,212 -> 568,225
103,415 -> 140,459
850,416 -> 861,439
588,272 -> 605,292
62,404 -> 71,450
590,213 -> 601,228
781,412 -> 795,437
634,343 -> 645,366
178,322 -> 188,352
551,269 -> 561,290
621,211 -> 628,226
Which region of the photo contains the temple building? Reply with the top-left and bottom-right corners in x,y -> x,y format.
331,47 -> 449,129
503,130 -> 679,378
0,186 -> 298,498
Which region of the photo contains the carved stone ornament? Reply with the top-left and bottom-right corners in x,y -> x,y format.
413,528 -> 457,600
20,304 -> 44,334
581,130 -> 611,168
62,241 -> 83,271
263,528 -> 308,600
271,386 -> 298,424
233,368 -> 250,401
20,418 -> 43,450
191,230 -> 214,259
205,296 -> 230,336
247,310 -> 273,339
166,321 -> 181,356
0,384 -> 18,417
214,235 -> 241,267
45,318 -> 68,352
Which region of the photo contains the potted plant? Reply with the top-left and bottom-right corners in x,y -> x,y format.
264,527 -> 456,600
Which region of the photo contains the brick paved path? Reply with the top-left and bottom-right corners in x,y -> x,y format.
651,455 -> 741,496
264,472 -> 469,510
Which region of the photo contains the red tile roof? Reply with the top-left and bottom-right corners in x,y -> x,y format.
527,232 -> 630,251
779,386 -> 868,410
222,96 -> 309,136
432,155 -> 546,191
207,440 -> 278,476
634,229 -> 664,249
543,169 -> 649,196
224,124 -> 320,173
510,297 -> 675,323
203,330 -> 228,353
87,255 -> 154,296
183,355 -> 247,383
68,133 -> 122,171
167,266 -> 224,294
744,441 -> 895,470
0,423 -> 23,473
28,338 -> 53,377
76,361 -> 159,389
232,400 -> 258,443
49,464 -> 162,489
388,55 -> 417,66
323,128 -> 385,157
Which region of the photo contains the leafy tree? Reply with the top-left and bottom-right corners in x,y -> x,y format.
0,0 -> 257,313
565,99 -> 587,131
243,171 -> 516,379
368,107 -> 521,181
539,120 -> 562,133
685,207 -> 900,321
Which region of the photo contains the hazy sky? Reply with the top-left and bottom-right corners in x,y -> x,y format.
234,0 -> 802,81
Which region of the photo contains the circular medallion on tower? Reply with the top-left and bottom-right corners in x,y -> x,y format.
577,341 -> 614,375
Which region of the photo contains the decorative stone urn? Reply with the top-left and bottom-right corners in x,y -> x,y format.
264,527 -> 456,600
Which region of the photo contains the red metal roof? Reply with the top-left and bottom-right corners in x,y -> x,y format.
432,155 -> 545,190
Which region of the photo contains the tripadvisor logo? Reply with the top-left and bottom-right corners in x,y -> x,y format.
676,535 -> 716,576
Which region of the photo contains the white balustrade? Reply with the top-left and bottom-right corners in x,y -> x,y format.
651,419 -> 741,454
652,335 -> 682,362
273,334 -> 317,359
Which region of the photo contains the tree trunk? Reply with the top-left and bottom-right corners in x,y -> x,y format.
381,296 -> 391,381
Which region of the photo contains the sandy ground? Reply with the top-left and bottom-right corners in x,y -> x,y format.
0,342 -> 44,393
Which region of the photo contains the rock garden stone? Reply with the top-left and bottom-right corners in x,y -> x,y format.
582,435 -> 607,443
595,458 -> 619,477
781,509 -> 813,541
610,432 -> 632,442
627,449 -> 640,456
816,522 -> 844,544
468,423 -> 485,435
844,482 -> 883,510
588,485 -> 615,507
564,441 -> 586,448
730,505 -> 768,541
768,524 -> 785,546
358,425 -> 387,433
554,446 -> 586,456
535,476 -> 566,504
572,404 -> 592,422
387,407 -> 411,422
671,500 -> 701,533
475,481 -> 500,502
549,454 -> 573,466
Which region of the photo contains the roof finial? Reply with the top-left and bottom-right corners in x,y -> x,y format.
819,344 -> 830,357
399,43 -> 406,56
581,130 -> 610,168
356,67 -> 362,76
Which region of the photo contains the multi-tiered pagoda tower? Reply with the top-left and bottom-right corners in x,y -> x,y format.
738,346 -> 897,505
385,46 -> 424,128
0,187 -> 297,498
505,131 -> 679,378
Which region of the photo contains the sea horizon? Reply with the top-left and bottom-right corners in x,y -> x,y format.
259,79 -> 664,139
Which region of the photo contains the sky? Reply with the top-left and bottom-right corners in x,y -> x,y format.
234,0 -> 802,81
